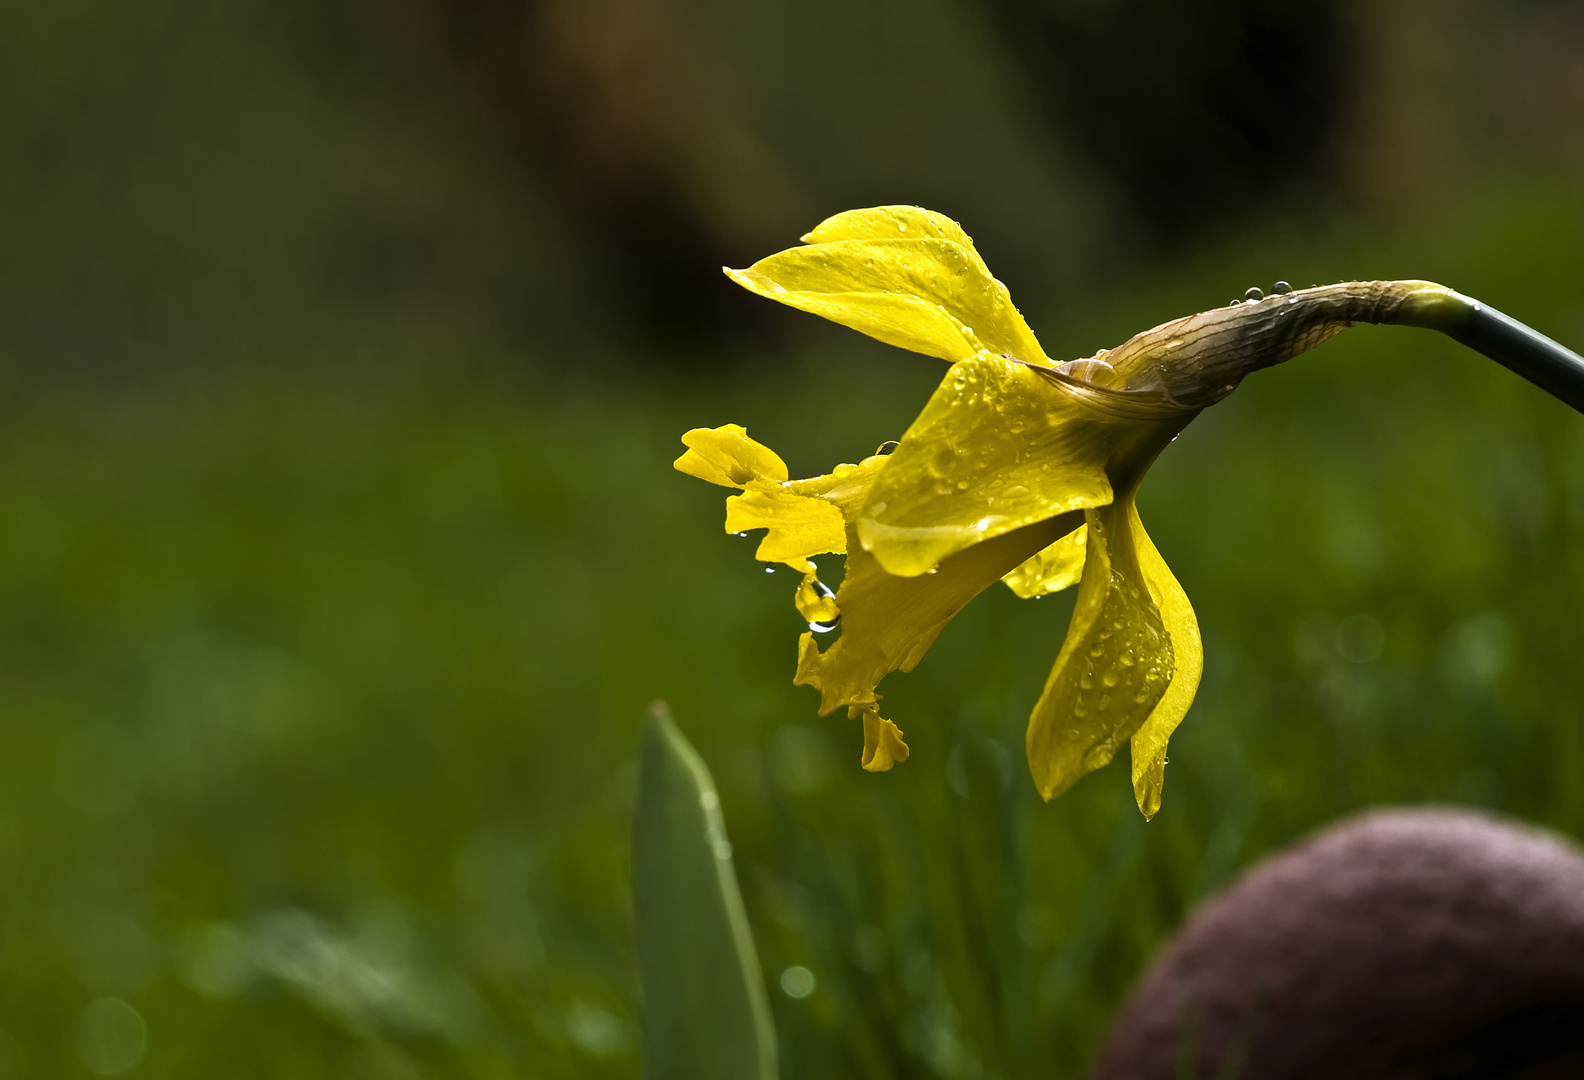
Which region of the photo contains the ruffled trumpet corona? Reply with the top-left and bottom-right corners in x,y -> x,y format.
675,204 -> 1567,818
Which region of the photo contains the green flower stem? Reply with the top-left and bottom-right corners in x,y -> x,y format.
1395,286 -> 1584,413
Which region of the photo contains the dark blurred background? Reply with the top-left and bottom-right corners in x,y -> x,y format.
1,1 -> 1582,1076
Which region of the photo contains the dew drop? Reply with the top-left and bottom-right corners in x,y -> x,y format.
1102,669 -> 1121,688
1074,699 -> 1090,717
876,440 -> 900,455
1272,280 -> 1292,294
765,566 -> 776,574
1098,694 -> 1111,711
1080,671 -> 1094,690
1244,286 -> 1264,302
809,616 -> 841,633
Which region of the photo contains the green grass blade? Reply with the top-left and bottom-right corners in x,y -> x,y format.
634,702 -> 778,1080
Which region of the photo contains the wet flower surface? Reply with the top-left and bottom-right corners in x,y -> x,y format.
678,205 -> 1461,817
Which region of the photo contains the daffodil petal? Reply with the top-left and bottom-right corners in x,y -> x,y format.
727,273 -> 980,362
1025,497 -> 1176,802
858,354 -> 1145,577
1003,524 -> 1087,598
801,205 -> 984,255
675,425 -> 790,487
855,705 -> 909,771
1128,501 -> 1202,820
725,207 -> 1048,365
797,512 -> 1083,716
725,484 -> 846,572
784,456 -> 889,514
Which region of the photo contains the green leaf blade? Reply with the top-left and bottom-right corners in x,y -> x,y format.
634,703 -> 778,1080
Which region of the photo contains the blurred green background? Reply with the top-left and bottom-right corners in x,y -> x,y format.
2,0 -> 1584,1076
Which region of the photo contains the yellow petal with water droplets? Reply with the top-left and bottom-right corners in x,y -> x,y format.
1025,497 -> 1176,802
796,511 -> 1083,716
743,452 -> 893,579
801,205 -> 985,256
725,483 -> 845,573
856,705 -> 909,771
1003,525 -> 1087,598
784,455 -> 889,516
858,354 -> 1135,577
1128,501 -> 1202,820
726,271 -> 980,362
794,572 -> 839,625
725,211 -> 1048,366
675,425 -> 789,487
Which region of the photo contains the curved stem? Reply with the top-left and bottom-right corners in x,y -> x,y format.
1391,286 -> 1584,413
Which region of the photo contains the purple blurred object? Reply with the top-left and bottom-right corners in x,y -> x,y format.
1091,809 -> 1584,1079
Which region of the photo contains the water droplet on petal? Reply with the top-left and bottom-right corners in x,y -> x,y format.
1245,286 -> 1264,302
1055,358 -> 1118,384
876,440 -> 900,455
1272,281 -> 1292,294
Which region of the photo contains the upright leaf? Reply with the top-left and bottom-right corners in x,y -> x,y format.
633,703 -> 778,1080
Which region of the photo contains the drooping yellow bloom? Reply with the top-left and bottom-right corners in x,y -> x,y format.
677,205 -> 1461,817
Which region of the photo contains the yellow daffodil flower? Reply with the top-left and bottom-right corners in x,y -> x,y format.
677,205 -> 1467,818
